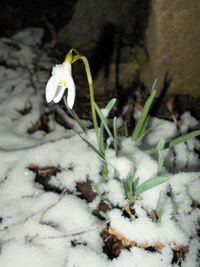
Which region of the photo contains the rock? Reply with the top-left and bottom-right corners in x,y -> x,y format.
140,0 -> 200,97
59,0 -> 136,53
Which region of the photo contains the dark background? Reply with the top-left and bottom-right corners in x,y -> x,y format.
0,0 -> 200,120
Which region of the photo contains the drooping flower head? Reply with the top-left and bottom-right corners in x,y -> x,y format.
45,51 -> 75,109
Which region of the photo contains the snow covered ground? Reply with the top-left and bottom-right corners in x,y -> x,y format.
0,28 -> 200,267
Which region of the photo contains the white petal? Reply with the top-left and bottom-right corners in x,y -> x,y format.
52,63 -> 65,75
45,74 -> 61,103
67,76 -> 76,109
53,85 -> 66,103
63,62 -> 72,75
46,62 -> 75,105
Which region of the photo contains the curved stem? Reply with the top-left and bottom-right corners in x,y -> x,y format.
72,53 -> 99,138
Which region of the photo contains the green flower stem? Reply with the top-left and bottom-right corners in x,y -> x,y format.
71,51 -> 99,139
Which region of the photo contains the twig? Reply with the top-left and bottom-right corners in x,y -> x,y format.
40,187 -> 68,221
0,188 -> 68,233
37,221 -> 108,240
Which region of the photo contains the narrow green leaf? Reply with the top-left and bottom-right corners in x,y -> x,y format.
132,81 -> 157,141
138,115 -> 149,141
92,183 -> 112,208
155,190 -> 166,223
122,180 -> 129,199
126,172 -> 134,193
98,123 -> 105,155
122,172 -> 137,203
94,102 -> 113,137
91,183 -> 101,195
63,96 -> 87,133
168,130 -> 200,148
148,130 -> 200,154
79,134 -> 105,161
124,122 -> 128,137
157,138 -> 166,174
133,177 -> 140,190
140,120 -> 165,142
113,116 -> 118,156
105,98 -> 117,115
99,211 -> 110,221
135,176 -> 169,196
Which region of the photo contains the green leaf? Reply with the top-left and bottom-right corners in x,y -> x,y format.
122,172 -> 136,203
148,129 -> 200,154
91,183 -> 112,208
140,120 -> 165,141
133,177 -> 140,189
91,183 -> 101,196
98,122 -> 105,155
99,211 -> 110,221
124,122 -> 128,137
132,80 -> 157,141
157,138 -> 166,174
122,180 -> 128,199
126,172 -> 134,193
79,134 -> 105,161
105,98 -> 117,115
138,115 -> 149,141
135,176 -> 169,196
63,96 -> 87,133
168,130 -> 200,148
155,190 -> 166,223
113,116 -> 118,156
94,102 -> 113,138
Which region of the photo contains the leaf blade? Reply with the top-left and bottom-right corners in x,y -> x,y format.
135,176 -> 169,196
132,80 -> 157,141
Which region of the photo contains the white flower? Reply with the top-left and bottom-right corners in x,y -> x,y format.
45,62 -> 75,109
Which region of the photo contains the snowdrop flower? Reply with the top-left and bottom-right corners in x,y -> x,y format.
45,52 -> 75,108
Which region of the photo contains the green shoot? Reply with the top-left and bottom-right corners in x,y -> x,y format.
97,122 -> 105,155
124,122 -> 128,137
91,183 -> 112,208
105,98 -> 117,115
94,102 -> 113,138
63,95 -> 87,133
122,172 -> 168,204
99,211 -> 110,221
137,115 -> 150,142
148,130 -> 200,154
157,138 -> 166,174
79,134 -> 105,161
122,172 -> 136,203
168,130 -> 200,148
135,175 -> 169,196
113,116 -> 119,156
132,79 -> 157,141
155,190 -> 166,223
139,120 -> 165,141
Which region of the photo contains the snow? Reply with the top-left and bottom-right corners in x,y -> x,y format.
106,149 -> 134,180
143,117 -> 178,147
0,28 -> 199,267
109,208 -> 188,247
179,111 -> 199,134
102,179 -> 126,207
111,247 -> 174,267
